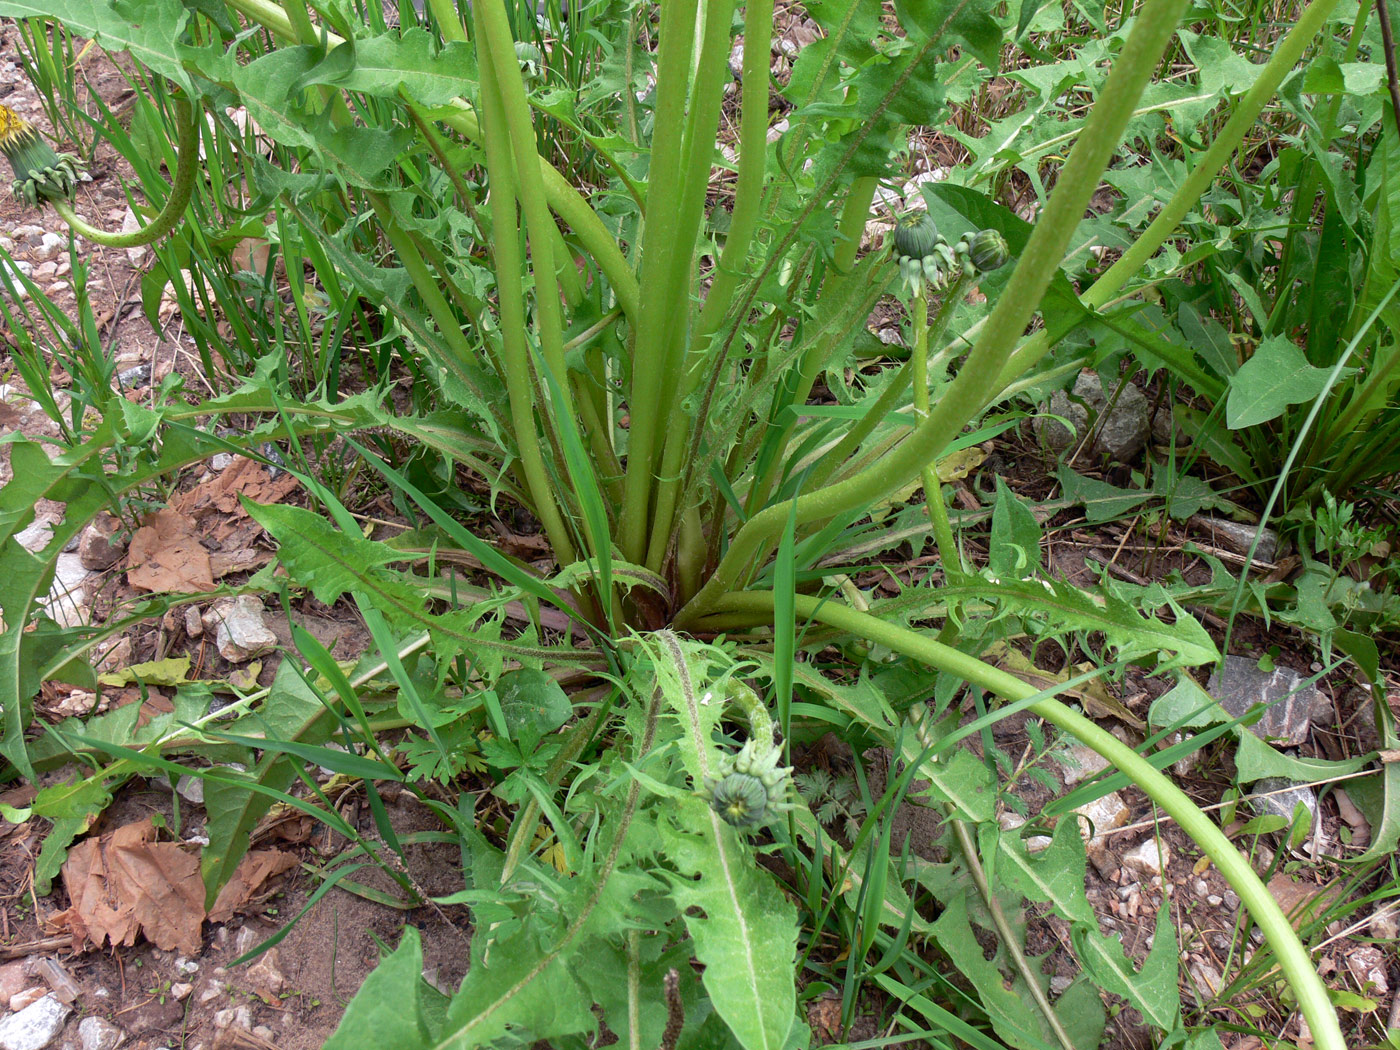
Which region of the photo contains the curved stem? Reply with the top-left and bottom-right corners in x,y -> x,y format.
52,97 -> 198,247
677,0 -> 1189,625
709,589 -> 1345,1050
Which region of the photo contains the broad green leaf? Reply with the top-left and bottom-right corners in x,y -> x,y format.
1232,731 -> 1370,785
990,476 -> 1043,578
661,798 -> 798,1050
931,889 -> 1066,1050
497,669 -> 572,739
993,820 -> 1173,1031
1071,902 -> 1180,1033
1056,465 -> 1152,524
299,30 -> 478,106
202,661 -> 334,906
0,0 -> 191,89
1225,336 -> 1352,429
324,926 -> 436,1049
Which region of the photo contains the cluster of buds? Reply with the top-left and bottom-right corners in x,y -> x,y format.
891,212 -> 1010,293
0,105 -> 81,207
699,736 -> 795,828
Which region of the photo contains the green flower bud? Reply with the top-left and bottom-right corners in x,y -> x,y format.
965,228 -> 1010,273
698,737 -> 794,828
0,105 -> 80,206
893,212 -> 939,262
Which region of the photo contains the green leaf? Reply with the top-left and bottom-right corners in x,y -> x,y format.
1056,465 -> 1152,524
1070,901 -> 1180,1033
496,669 -> 572,740
931,889 -> 1066,1050
299,30 -> 478,106
0,0 -> 192,90
1225,336 -> 1352,429
324,926 -> 436,1049
993,820 -> 1173,1031
989,476 -> 1043,578
202,660 -> 335,907
1232,731 -> 1370,785
661,798 -> 798,1050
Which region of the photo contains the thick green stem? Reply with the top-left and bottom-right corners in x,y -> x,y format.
677,0 -> 1189,625
710,590 -> 1344,1050
617,0 -> 701,563
472,39 -> 577,566
644,0 -> 776,572
52,98 -> 198,247
473,0 -> 574,429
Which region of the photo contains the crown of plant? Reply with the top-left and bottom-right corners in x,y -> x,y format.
699,737 -> 795,828
0,105 -> 81,207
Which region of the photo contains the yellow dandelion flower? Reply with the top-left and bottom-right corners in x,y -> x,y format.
0,103 -> 81,207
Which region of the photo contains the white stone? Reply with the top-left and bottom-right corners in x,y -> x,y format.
211,1006 -> 251,1032
1368,904 -> 1398,940
14,520 -> 54,554
77,1016 -> 124,1050
196,979 -> 225,1004
209,453 -> 234,471
1122,838 -> 1169,877
0,994 -> 71,1050
184,606 -> 204,637
8,989 -> 45,1012
1345,946 -> 1388,995
42,554 -> 92,628
202,597 -> 277,662
1056,741 -> 1112,786
1073,792 -> 1129,851
169,984 -> 193,1001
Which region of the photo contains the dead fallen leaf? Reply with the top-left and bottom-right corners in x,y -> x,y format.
208,849 -> 299,924
1333,788 -> 1370,846
54,819 -> 206,954
171,457 -> 299,543
209,549 -> 273,578
126,509 -> 215,593
1267,873 -> 1345,930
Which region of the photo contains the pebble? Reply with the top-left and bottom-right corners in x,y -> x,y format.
0,994 -> 71,1050
32,262 -> 56,280
8,989 -> 45,1013
209,453 -> 234,471
184,606 -> 204,637
15,519 -> 55,554
1223,889 -> 1241,910
1122,838 -> 1169,877
1368,905 -> 1398,940
1209,655 -> 1326,747
78,513 -> 127,571
169,984 -> 193,1001
1207,894 -> 1223,907
1036,371 -> 1151,463
1073,791 -> 1129,852
1192,878 -> 1208,896
1049,975 -> 1073,995
1056,741 -> 1112,786
48,282 -> 69,294
212,1005 -> 252,1033
42,554 -> 93,628
1346,946 -> 1388,995
202,596 -> 277,662
173,957 -> 200,976
196,980 -> 225,1005
1188,958 -> 1222,998
77,1016 -> 124,1050
0,962 -> 31,1010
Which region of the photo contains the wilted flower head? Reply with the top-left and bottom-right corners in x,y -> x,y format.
1,105 -> 81,207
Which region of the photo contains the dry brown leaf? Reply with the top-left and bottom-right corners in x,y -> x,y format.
126,509 -> 215,593
207,849 -> 299,924
171,457 -> 299,542
1267,873 -> 1344,930
56,819 -> 205,954
209,549 -> 274,578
